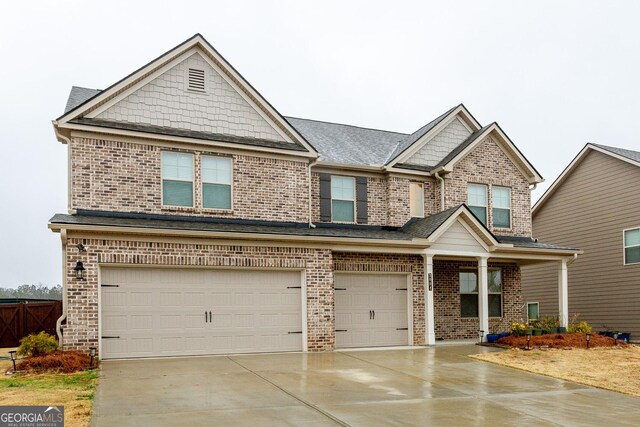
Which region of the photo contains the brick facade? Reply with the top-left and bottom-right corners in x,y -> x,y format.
442,136 -> 532,237
433,260 -> 522,340
64,236 -> 335,353
70,136 -> 309,222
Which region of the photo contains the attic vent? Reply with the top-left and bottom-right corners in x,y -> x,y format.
187,68 -> 206,92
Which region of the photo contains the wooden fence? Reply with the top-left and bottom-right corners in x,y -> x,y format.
0,301 -> 62,348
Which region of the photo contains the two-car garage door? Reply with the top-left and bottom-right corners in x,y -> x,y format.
100,268 -> 303,359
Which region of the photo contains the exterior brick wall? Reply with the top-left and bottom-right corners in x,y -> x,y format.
70,137 -> 310,222
387,177 -> 411,227
443,136 -> 532,237
433,260 -> 522,340
333,252 -> 425,345
63,236 -> 334,354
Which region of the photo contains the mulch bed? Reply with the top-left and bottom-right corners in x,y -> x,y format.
15,351 -> 96,373
498,333 -> 628,349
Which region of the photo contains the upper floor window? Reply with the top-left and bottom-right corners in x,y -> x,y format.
624,228 -> 640,265
331,176 -> 355,222
162,152 -> 194,207
202,156 -> 232,210
410,182 -> 424,218
492,186 -> 511,228
467,184 -> 488,226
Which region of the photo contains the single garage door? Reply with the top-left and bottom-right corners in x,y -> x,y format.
100,267 -> 303,359
334,273 -> 410,349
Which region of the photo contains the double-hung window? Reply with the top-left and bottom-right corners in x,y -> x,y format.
410,182 -> 425,218
331,176 -> 355,222
467,184 -> 488,225
488,268 -> 502,317
624,228 -> 640,265
460,270 -> 479,318
492,186 -> 511,228
162,152 -> 194,207
202,156 -> 232,209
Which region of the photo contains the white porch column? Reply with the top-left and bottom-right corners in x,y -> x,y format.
558,260 -> 569,328
477,257 -> 489,336
423,254 -> 435,345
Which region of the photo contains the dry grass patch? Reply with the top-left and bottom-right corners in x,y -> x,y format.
471,345 -> 640,397
0,368 -> 98,427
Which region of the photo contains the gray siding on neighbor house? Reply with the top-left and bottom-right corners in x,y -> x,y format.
522,150 -> 640,337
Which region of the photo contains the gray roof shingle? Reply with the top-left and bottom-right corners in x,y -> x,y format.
64,86 -> 102,114
591,144 -> 640,164
49,209 -> 577,252
284,117 -> 407,165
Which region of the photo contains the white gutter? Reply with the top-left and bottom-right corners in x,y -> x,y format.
308,159 -> 318,228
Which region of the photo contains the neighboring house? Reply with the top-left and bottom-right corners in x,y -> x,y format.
49,34 -> 579,359
522,144 -> 640,338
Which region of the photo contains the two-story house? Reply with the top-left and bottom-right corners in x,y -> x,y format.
49,34 -> 579,359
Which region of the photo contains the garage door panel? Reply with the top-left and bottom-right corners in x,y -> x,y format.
101,268 -> 303,359
335,273 -> 409,349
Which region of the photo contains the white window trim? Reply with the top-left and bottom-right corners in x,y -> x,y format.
467,183 -> 488,224
201,155 -> 233,211
331,175 -> 356,223
623,227 -> 640,265
161,151 -> 195,208
488,268 -> 503,318
492,186 -> 512,230
410,182 -> 425,218
459,269 -> 479,318
527,302 -> 540,321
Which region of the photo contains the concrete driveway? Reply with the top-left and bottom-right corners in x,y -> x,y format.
92,345 -> 640,426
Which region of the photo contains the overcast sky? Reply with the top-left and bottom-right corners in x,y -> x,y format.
0,1 -> 638,288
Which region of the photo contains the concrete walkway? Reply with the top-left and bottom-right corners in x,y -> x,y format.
92,345 -> 640,426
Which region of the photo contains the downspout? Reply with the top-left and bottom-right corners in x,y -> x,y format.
434,170 -> 445,210
567,253 -> 578,266
56,229 -> 68,345
308,159 -> 318,228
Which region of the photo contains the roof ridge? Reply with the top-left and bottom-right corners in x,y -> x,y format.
285,116 -> 408,135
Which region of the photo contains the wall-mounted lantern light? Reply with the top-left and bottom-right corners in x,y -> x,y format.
74,261 -> 86,280
428,273 -> 433,291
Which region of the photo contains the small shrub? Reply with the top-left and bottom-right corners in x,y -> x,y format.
510,321 -> 529,336
541,315 -> 559,330
16,351 -> 93,373
568,321 -> 592,334
17,332 -> 59,357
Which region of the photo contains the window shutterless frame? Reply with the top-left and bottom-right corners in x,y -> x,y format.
459,269 -> 479,318
201,155 -> 233,210
331,176 -> 356,223
487,268 -> 503,318
161,151 -> 195,208
492,186 -> 512,229
410,182 -> 425,218
623,227 -> 640,265
527,302 -> 540,321
467,183 -> 488,226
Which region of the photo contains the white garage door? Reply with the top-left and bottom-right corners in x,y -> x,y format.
334,273 -> 410,349
100,267 -> 303,359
